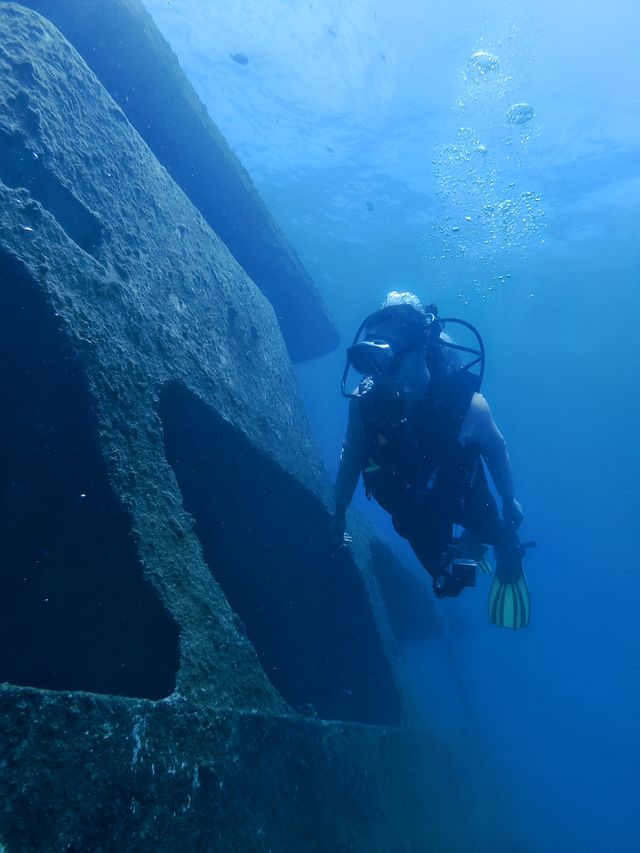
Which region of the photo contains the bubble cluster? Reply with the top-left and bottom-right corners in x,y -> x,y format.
427,43 -> 545,284
430,127 -> 545,270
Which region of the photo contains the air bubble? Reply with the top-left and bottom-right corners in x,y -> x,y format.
507,103 -> 535,124
466,51 -> 500,78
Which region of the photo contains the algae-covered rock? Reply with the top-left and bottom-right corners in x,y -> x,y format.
18,0 -> 339,362
0,5 -> 499,850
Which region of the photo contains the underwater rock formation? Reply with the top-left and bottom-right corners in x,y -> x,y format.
0,5 -> 487,850
17,0 -> 338,363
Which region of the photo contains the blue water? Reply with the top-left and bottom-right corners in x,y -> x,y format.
144,1 -> 639,849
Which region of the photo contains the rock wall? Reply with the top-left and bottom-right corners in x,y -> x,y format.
0,5 -> 496,850
1,688 -> 477,852
17,0 -> 339,363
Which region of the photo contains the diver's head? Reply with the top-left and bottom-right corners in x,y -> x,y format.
350,294 -> 434,398
364,297 -> 430,349
342,291 -> 483,399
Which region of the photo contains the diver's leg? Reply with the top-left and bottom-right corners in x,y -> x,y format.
393,511 -> 451,582
407,522 -> 452,581
458,460 -> 507,547
457,463 -> 526,591
402,516 -> 471,598
393,492 -> 474,598
460,471 -> 532,628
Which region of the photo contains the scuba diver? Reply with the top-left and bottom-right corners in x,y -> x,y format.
331,291 -> 532,629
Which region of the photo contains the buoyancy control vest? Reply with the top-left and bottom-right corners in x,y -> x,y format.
358,369 -> 480,521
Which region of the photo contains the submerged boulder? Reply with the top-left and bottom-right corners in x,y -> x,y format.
17,0 -> 339,363
0,5 -> 502,850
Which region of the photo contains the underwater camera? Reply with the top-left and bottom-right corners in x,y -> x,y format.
433,554 -> 477,598
449,557 -> 477,588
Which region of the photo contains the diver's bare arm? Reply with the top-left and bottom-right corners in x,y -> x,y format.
467,394 -> 515,502
483,434 -> 516,504
330,402 -> 363,546
334,399 -> 363,514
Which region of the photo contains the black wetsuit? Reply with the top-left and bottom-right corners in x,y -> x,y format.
336,370 -> 506,580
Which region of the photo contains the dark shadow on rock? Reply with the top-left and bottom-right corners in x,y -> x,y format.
0,249 -> 179,698
369,540 -> 443,642
159,381 -> 403,725
0,128 -> 103,257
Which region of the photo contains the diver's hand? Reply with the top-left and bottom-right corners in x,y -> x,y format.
330,506 -> 352,549
502,497 -> 524,529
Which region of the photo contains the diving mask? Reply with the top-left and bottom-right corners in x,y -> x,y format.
345,338 -> 406,377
